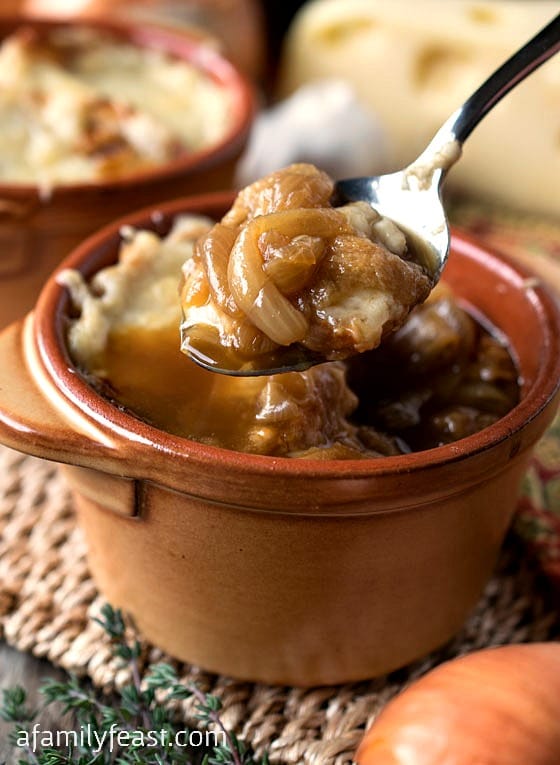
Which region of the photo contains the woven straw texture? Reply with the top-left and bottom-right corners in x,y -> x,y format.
1,200 -> 560,764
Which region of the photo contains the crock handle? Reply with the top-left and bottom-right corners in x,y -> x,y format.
0,318 -> 121,471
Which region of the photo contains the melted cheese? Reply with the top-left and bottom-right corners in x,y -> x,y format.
59,215 -> 379,458
0,26 -> 232,187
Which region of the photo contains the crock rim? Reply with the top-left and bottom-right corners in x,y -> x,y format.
32,192 -> 560,481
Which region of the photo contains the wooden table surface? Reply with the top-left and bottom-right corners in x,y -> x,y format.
0,642 -> 209,763
0,642 -> 73,764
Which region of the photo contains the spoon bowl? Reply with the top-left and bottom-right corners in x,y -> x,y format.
186,12 -> 560,377
332,166 -> 450,279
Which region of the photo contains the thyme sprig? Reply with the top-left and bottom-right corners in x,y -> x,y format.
1,604 -> 269,765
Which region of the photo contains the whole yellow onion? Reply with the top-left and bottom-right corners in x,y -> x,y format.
356,643 -> 560,765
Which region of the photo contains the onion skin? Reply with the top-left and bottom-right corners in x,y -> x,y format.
355,643 -> 560,765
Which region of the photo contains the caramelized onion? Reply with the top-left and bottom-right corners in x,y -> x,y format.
262,234 -> 325,294
197,224 -> 241,317
222,162 -> 334,226
226,223 -> 306,345
180,164 -> 434,366
227,209 -> 348,345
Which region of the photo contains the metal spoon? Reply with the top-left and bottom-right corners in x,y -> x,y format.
185,12 -> 560,377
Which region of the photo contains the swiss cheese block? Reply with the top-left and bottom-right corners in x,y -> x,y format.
279,0 -> 560,217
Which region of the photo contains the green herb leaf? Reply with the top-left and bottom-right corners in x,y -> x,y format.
0,604 -> 268,765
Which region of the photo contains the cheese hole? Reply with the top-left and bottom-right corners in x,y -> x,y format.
315,18 -> 376,46
467,5 -> 499,24
414,46 -> 471,90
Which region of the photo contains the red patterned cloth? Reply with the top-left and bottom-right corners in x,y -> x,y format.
517,419 -> 560,585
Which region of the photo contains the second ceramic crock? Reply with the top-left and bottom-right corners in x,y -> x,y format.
0,193 -> 559,686
0,17 -> 254,328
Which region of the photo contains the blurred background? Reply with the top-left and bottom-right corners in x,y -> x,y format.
1,0 -> 558,218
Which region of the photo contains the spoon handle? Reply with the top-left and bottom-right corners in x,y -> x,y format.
450,12 -> 560,143
409,12 -> 560,182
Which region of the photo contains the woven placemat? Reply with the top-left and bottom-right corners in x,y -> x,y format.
0,444 -> 559,765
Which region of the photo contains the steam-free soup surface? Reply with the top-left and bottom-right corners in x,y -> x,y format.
59,215 -> 519,458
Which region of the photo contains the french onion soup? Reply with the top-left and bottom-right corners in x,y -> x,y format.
59,202 -> 519,459
180,163 -> 433,372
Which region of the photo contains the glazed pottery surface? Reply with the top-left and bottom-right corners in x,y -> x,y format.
23,0 -> 267,80
0,193 -> 559,685
0,18 -> 254,329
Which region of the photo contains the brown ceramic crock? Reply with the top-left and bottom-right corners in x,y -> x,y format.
0,17 -> 254,329
0,193 -> 559,686
23,0 -> 267,81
